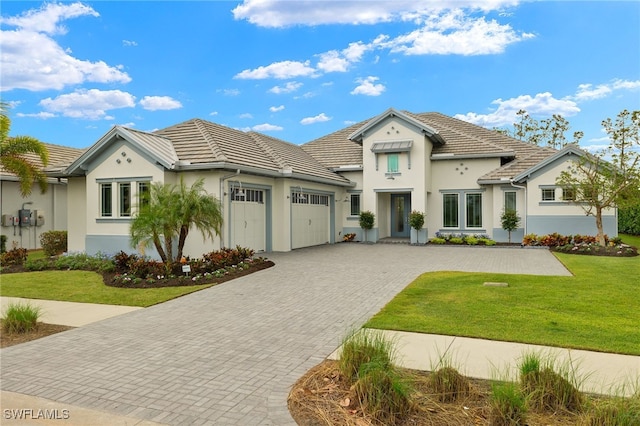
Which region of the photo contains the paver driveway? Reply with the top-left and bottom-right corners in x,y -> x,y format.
1,244 -> 570,425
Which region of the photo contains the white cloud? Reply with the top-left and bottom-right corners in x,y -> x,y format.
300,113 -> 331,125
268,81 -> 303,94
573,79 -> 640,102
381,10 -> 533,56
139,96 -> 182,111
317,51 -> 350,73
0,3 -> 131,92
222,89 -> 240,96
120,122 -> 136,128
252,123 -> 283,131
0,2 -> 98,34
209,111 -> 219,116
455,92 -> 580,127
235,60 -> 316,80
16,112 -> 56,119
122,40 -> 138,47
270,105 -> 285,112
239,113 -> 253,119
351,76 -> 386,96
232,0 -> 519,28
39,89 -> 136,120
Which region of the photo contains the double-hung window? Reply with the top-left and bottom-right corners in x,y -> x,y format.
350,193 -> 361,216
100,183 -> 112,217
562,188 -> 575,201
443,193 -> 459,228
466,193 -> 482,228
504,191 -> 516,212
119,183 -> 131,217
138,182 -> 150,210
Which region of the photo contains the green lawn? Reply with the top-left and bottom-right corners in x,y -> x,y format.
0,270 -> 214,307
366,243 -> 640,355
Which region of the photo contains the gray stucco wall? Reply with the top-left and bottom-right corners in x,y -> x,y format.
492,228 -> 525,244
526,215 -> 617,237
85,234 -> 162,260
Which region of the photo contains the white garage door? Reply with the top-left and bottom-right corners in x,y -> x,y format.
230,188 -> 266,252
292,192 -> 330,249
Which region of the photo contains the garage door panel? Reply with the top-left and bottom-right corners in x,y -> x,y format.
230,189 -> 266,252
291,193 -> 330,249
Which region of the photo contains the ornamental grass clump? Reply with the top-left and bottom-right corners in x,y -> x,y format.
2,302 -> 41,334
580,394 -> 640,426
339,330 -> 413,423
490,381 -> 528,426
518,352 -> 584,413
429,366 -> 471,403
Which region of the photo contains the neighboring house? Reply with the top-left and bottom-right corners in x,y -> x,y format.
0,143 -> 84,250
52,108 -> 617,258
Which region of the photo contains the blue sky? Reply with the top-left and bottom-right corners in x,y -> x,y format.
1,1 -> 639,151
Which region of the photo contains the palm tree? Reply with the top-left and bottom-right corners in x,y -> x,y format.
130,177 -> 222,264
0,102 -> 49,196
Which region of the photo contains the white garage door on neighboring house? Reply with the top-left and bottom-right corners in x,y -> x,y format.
292,192 -> 330,249
230,188 -> 266,252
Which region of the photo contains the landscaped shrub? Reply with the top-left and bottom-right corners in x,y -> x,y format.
618,205 -> 640,235
2,302 -> 41,334
0,235 -> 7,253
519,352 -> 583,413
490,381 -> 527,426
429,366 -> 470,403
354,360 -> 413,424
465,236 -> 479,245
449,237 -> 464,244
1,247 -> 28,266
339,330 -> 394,383
53,252 -> 115,273
429,237 -> 446,244
522,234 -> 540,246
580,395 -> 640,426
40,230 -> 67,256
342,233 -> 356,242
200,246 -> 255,271
480,238 -> 497,246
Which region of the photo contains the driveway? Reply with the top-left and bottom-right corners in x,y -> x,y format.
0,245 -> 570,425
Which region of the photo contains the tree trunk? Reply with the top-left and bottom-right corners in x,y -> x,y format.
595,206 -> 606,246
508,231 -> 512,243
152,235 -> 167,263
176,225 -> 189,261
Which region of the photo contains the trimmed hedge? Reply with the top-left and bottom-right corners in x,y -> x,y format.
618,205 -> 640,235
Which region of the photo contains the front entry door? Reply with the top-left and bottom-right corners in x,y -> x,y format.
390,194 -> 410,238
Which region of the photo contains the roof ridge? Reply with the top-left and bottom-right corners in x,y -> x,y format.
193,119 -> 228,162
247,132 -> 288,169
407,111 -> 513,154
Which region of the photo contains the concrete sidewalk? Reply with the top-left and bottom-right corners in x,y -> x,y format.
330,330 -> 640,397
0,297 -> 143,327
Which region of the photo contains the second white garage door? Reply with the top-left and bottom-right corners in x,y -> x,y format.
292,192 -> 330,249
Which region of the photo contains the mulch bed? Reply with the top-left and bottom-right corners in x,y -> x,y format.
104,260 -> 275,288
0,322 -> 75,348
288,360 -> 580,426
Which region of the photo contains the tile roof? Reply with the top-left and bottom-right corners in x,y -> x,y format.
1,142 -> 84,177
301,120 -> 367,169
154,119 -> 350,184
302,109 -> 558,182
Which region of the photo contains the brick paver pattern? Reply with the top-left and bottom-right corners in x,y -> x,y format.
1,245 -> 570,425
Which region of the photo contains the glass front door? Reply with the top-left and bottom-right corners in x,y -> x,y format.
390,194 -> 410,238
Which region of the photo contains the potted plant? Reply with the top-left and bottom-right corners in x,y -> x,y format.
359,211 -> 375,243
409,210 -> 426,244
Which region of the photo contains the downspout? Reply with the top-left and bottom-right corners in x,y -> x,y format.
219,169 -> 240,248
510,180 -> 527,236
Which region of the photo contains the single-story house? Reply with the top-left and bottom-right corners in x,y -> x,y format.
48,107 -> 616,257
1,143 -> 84,250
